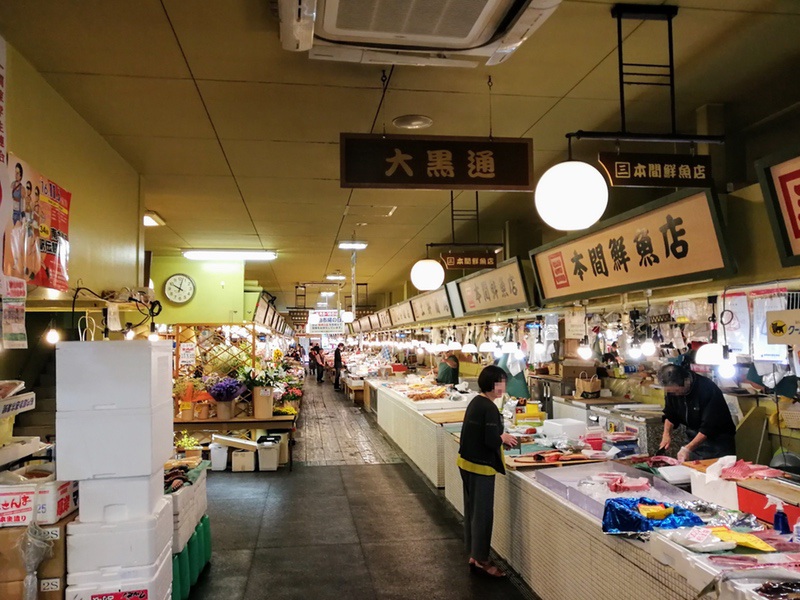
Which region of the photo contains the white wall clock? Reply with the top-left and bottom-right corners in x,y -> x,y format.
164,273 -> 196,304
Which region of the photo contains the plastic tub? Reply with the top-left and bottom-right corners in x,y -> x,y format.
209,443 -> 228,471
257,443 -> 279,471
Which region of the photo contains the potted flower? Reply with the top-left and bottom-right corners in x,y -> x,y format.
208,376 -> 247,420
174,431 -> 203,458
238,366 -> 283,418
278,386 -> 303,412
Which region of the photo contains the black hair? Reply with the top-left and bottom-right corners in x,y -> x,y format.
15,163 -> 22,176
478,365 -> 507,393
657,363 -> 690,387
337,343 -> 344,348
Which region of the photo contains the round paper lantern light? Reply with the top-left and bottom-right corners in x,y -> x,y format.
534,161 -> 608,231
410,259 -> 445,291
341,311 -> 355,323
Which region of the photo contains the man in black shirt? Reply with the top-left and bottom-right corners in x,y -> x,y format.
658,364 -> 736,462
333,343 -> 344,391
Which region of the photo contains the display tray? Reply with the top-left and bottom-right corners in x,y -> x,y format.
532,461 -> 697,520
423,410 -> 465,425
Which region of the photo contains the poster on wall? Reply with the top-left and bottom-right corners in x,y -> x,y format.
1,297 -> 27,349
752,289 -> 787,362
307,310 -> 344,334
755,146 -> 800,267
5,155 -> 71,291
0,37 -> 9,294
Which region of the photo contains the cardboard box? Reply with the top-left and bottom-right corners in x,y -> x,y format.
231,450 -> 255,472
559,364 -> 597,382
0,464 -> 78,527
0,576 -> 65,600
0,512 -> 76,582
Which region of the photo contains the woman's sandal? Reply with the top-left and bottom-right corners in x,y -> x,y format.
468,558 -> 506,578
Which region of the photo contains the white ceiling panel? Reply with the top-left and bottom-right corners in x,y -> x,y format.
222,140 -> 339,179
105,136 -> 231,177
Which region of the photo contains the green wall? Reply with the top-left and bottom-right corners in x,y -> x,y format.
151,256 -> 244,324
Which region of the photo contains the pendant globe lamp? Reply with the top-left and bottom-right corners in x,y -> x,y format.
410,245 -> 445,291
534,159 -> 608,231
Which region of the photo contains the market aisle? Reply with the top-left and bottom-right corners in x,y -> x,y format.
191,382 -> 535,599
293,376 -> 403,466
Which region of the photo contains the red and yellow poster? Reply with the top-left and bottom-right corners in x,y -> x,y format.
4,154 -> 71,291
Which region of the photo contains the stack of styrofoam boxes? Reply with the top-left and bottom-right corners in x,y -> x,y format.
171,468 -> 207,554
55,341 -> 174,600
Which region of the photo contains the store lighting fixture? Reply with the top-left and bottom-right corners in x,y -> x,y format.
143,211 -> 165,227
641,338 -> 656,357
392,114 -> 433,130
183,249 -> 277,261
479,341 -> 498,353
501,341 -> 517,354
341,311 -> 354,323
717,358 -> 736,380
695,296 -> 725,366
338,241 -> 368,250
148,322 -> 160,342
577,305 -> 593,360
462,343 -> 478,353
433,342 -> 448,353
493,348 -> 504,359
534,161 -> 608,231
45,321 -> 60,345
124,323 -> 135,341
320,291 -> 335,297
627,340 -> 643,360
448,340 -> 462,351
326,273 -> 346,281
410,259 -> 445,291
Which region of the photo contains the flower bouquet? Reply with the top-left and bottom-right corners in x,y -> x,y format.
173,377 -> 215,421
209,376 -> 246,420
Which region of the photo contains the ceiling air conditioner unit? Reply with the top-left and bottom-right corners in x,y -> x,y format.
277,0 -> 561,68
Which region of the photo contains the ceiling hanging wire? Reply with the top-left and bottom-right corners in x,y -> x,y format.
487,75 -> 494,140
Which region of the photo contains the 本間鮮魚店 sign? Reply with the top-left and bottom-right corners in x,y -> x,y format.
530,190 -> 735,303
598,152 -> 712,188
441,250 -> 497,270
340,133 -> 533,191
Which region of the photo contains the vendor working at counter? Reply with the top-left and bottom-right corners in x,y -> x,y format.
436,349 -> 460,385
658,363 -> 736,462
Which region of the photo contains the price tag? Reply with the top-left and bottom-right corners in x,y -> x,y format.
685,527 -> 712,544
40,579 -> 61,592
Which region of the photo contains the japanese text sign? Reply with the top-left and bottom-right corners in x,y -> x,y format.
457,258 -> 529,314
0,37 -> 9,295
340,133 -> 534,191
756,148 -> 800,267
409,288 -> 452,322
377,309 -> 392,329
766,310 -> 800,344
289,309 -> 309,325
351,320 -> 361,333
389,302 -> 415,326
265,305 -> 275,328
358,316 -> 371,332
598,152 -> 712,188
530,190 -> 734,303
254,295 -> 269,325
90,591 -> 149,600
307,310 -> 344,334
441,251 -> 497,270
178,343 -> 196,367
369,314 -> 380,330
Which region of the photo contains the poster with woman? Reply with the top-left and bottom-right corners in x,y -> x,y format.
4,155 -> 71,291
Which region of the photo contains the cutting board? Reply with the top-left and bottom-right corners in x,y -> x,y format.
569,397 -> 630,407
505,456 -> 603,470
424,410 -> 466,425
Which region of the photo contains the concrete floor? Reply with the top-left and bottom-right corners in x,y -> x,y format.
191,377 -> 535,600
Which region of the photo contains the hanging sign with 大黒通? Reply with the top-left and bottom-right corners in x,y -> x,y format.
457,257 -> 530,315
530,189 -> 735,303
409,288 -> 452,322
440,250 -> 497,270
756,146 -> 800,267
389,302 -> 415,326
340,133 -> 533,191
598,152 -> 712,188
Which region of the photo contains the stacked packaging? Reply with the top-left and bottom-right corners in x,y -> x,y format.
56,342 -> 174,600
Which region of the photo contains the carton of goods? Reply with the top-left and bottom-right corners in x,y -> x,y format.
0,576 -> 64,600
0,463 -> 78,527
0,512 -> 76,582
231,450 -> 255,472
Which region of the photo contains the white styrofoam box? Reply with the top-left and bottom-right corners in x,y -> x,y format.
56,401 -> 173,480
0,463 -> 78,527
169,482 -> 195,518
689,469 -> 740,510
232,450 -> 255,472
257,443 -> 279,471
172,506 -> 197,553
541,418 -> 587,440
194,477 -> 207,519
78,470 -> 165,522
67,497 -> 172,572
210,443 -> 228,471
66,541 -> 171,600
56,341 -> 173,412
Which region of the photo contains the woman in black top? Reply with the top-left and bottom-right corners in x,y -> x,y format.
457,365 -> 518,578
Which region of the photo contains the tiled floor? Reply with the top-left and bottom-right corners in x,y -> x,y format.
191,379 -> 536,600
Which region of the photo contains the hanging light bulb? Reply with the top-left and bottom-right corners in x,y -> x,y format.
534,161 -> 608,231
448,340 -> 462,351
416,346 -> 426,356
718,358 -> 736,379
410,258 -> 445,291
124,325 -> 136,341
627,342 -> 643,360
462,342 -> 478,353
493,348 -> 503,359
45,322 -> 60,345
695,343 -> 724,365
341,311 -> 355,323
433,342 -> 449,353
148,322 -> 160,342
479,341 -> 498,353
641,338 -> 656,357
577,336 -> 593,361
501,341 -> 517,354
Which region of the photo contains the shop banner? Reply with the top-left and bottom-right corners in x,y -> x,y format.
1,297 -> 27,349
756,146 -> 800,267
457,257 -> 529,315
0,37 -> 8,295
307,310 -> 344,334
377,309 -> 392,329
254,295 -> 269,325
409,288 -> 452,322
598,152 -> 712,188
341,133 -> 534,191
351,319 -> 361,333
766,309 -> 800,345
357,316 -> 371,332
288,309 -> 308,326
388,301 -> 415,326
5,155 -> 71,291
440,249 -> 498,270
368,314 -> 380,330
265,305 -> 275,329
530,190 -> 734,303
565,309 -> 585,340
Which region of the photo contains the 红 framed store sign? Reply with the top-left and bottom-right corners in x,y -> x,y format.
457,257 -> 530,315
530,189 -> 736,303
756,145 -> 800,267
340,133 -> 533,191
409,288 -> 452,322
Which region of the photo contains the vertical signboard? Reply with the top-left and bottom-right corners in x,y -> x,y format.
756,146 -> 800,267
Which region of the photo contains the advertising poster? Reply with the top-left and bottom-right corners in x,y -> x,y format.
5,154 -> 71,291
0,36 -> 9,294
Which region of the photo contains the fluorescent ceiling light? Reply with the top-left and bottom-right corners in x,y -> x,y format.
320,291 -> 335,297
316,302 -> 328,307
326,274 -> 346,281
183,249 -> 277,261
143,211 -> 165,227
338,241 -> 368,250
